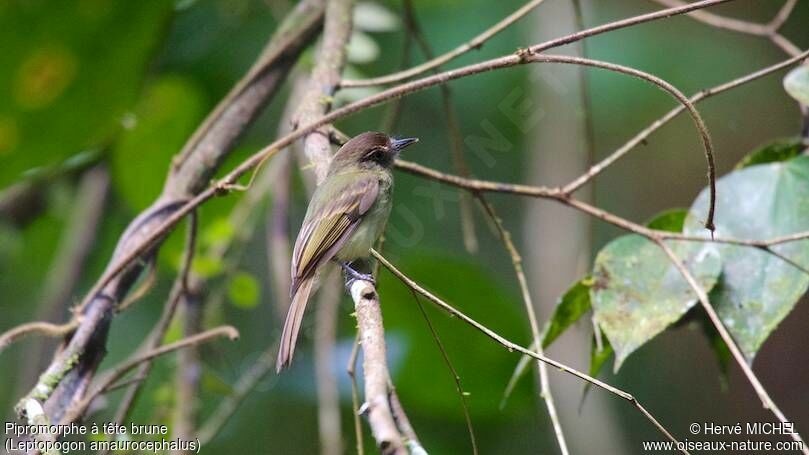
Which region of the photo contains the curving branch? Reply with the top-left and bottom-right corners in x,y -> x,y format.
648,0 -> 801,56
16,0 -> 326,427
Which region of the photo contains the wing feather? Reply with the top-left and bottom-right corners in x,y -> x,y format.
290,175 -> 379,295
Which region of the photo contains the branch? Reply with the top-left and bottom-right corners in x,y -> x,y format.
478,199 -> 568,455
563,49 -> 809,194
294,0 -> 355,183
648,0 -> 801,56
371,250 -> 687,453
342,0 -> 546,88
655,240 -> 809,454
18,0 -> 325,425
349,280 -> 408,455
0,320 -> 80,356
395,162 -> 809,453
343,0 -> 732,88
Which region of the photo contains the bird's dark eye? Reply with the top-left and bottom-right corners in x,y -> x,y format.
365,147 -> 385,162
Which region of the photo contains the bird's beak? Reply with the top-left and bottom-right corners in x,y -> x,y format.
391,137 -> 419,153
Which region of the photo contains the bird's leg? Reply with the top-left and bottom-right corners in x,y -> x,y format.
336,259 -> 375,289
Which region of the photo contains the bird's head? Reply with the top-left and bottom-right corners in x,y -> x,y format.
329,131 -> 418,173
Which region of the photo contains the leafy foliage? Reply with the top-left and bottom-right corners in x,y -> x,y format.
684,156 -> 809,360
542,278 -> 592,349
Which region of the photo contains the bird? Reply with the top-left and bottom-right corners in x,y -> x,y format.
276,131 -> 419,371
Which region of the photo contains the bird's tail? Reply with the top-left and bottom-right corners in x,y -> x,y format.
276,277 -> 315,372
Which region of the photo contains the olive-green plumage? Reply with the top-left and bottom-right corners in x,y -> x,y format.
276,131 -> 418,371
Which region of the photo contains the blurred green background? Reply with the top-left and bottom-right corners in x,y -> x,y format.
1,0 -> 808,453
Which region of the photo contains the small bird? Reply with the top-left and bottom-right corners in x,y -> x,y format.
276,131 -> 419,371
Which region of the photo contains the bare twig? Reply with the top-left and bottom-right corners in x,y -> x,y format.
15,165 -> 109,396
341,0 -> 546,88
563,49 -> 809,194
294,0 -> 354,183
0,320 -> 80,356
107,212 -> 198,432
62,326 -> 240,427
410,290 -> 477,454
343,0 -> 732,88
478,200 -> 568,455
656,240 -> 809,454
648,0 -> 800,56
372,250 -> 688,453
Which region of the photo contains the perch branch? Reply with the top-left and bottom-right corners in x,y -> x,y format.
350,280 -> 408,455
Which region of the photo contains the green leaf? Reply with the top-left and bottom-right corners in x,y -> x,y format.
542,278 -> 592,349
228,271 -> 260,309
646,208 -> 687,232
111,75 -> 206,210
784,64 -> 809,106
735,138 -> 803,169
684,156 -> 809,360
591,235 -> 721,371
589,330 -> 613,378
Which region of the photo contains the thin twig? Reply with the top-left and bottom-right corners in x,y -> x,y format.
563,49 -> 809,194
294,0 -> 354,183
478,199 -> 569,455
409,289 -> 478,454
341,0 -> 547,88
648,0 -> 800,56
0,320 -> 80,356
655,240 -> 809,454
372,249 -> 688,454
107,212 -> 199,431
39,326 -> 239,433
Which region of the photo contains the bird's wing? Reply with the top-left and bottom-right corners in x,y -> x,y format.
291,175 -> 379,295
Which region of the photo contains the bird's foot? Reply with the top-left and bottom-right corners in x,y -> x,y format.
338,260 -> 376,289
